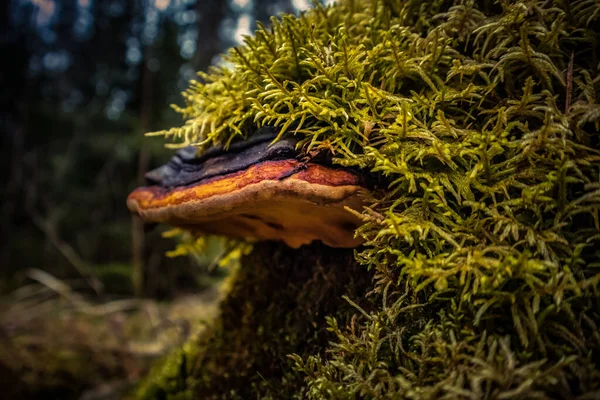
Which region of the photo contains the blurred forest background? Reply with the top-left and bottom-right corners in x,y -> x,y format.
1,0 -> 324,398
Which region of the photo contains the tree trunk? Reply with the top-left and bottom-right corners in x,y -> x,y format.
131,42 -> 155,298
136,241 -> 373,399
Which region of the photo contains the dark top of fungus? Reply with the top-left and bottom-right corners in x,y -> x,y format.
145,127 -> 299,188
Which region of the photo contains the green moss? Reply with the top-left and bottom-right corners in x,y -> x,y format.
143,0 -> 600,398
136,341 -> 200,400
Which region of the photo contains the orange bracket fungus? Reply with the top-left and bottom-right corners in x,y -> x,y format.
127,129 -> 369,248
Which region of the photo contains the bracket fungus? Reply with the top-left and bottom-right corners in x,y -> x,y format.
127,129 -> 369,248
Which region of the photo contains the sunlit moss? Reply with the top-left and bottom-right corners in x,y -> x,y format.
142,0 -> 600,398
162,229 -> 253,270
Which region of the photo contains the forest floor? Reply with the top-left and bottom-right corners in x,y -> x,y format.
0,271 -> 225,399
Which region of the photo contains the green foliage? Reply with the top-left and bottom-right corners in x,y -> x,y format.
162,229 -> 253,270
146,0 -> 600,398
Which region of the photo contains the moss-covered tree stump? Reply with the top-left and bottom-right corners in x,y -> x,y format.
134,0 -> 600,398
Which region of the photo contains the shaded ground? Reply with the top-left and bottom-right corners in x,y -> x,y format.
0,272 -> 225,399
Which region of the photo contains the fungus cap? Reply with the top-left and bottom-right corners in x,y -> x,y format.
127,132 -> 368,248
